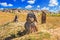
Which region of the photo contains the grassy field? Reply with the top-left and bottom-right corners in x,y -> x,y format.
0,11 -> 60,40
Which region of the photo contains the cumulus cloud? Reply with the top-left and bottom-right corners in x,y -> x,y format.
41,7 -> 49,10
8,4 -> 13,6
49,0 -> 58,6
27,0 -> 35,4
14,0 -> 25,2
58,6 -> 60,10
17,7 -> 21,9
21,0 -> 25,2
49,10 -> 57,12
0,8 -> 4,10
25,5 -> 33,9
37,5 -> 40,10
37,5 -> 40,8
59,6 -> 60,8
0,2 -> 13,7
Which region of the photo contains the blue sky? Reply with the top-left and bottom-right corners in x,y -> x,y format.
0,0 -> 60,12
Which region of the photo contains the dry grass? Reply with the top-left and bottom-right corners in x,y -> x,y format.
0,11 -> 60,40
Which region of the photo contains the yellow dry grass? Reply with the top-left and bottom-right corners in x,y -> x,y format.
0,11 -> 60,40
0,11 -> 15,25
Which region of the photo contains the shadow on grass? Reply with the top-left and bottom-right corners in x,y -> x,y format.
4,30 -> 27,40
4,34 -> 17,40
17,30 -> 27,37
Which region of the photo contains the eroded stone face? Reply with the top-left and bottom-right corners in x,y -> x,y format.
41,11 -> 46,24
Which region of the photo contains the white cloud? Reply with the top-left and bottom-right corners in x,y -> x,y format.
27,0 -> 35,4
59,6 -> 60,7
57,6 -> 60,10
25,5 -> 33,9
14,0 -> 25,2
17,7 -> 21,9
37,5 -> 40,10
0,8 -> 4,10
0,2 -> 13,7
37,5 -> 40,8
8,4 -> 13,6
41,7 -> 49,10
49,10 -> 57,12
21,0 -> 25,2
49,0 -> 58,6
0,2 -> 8,6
